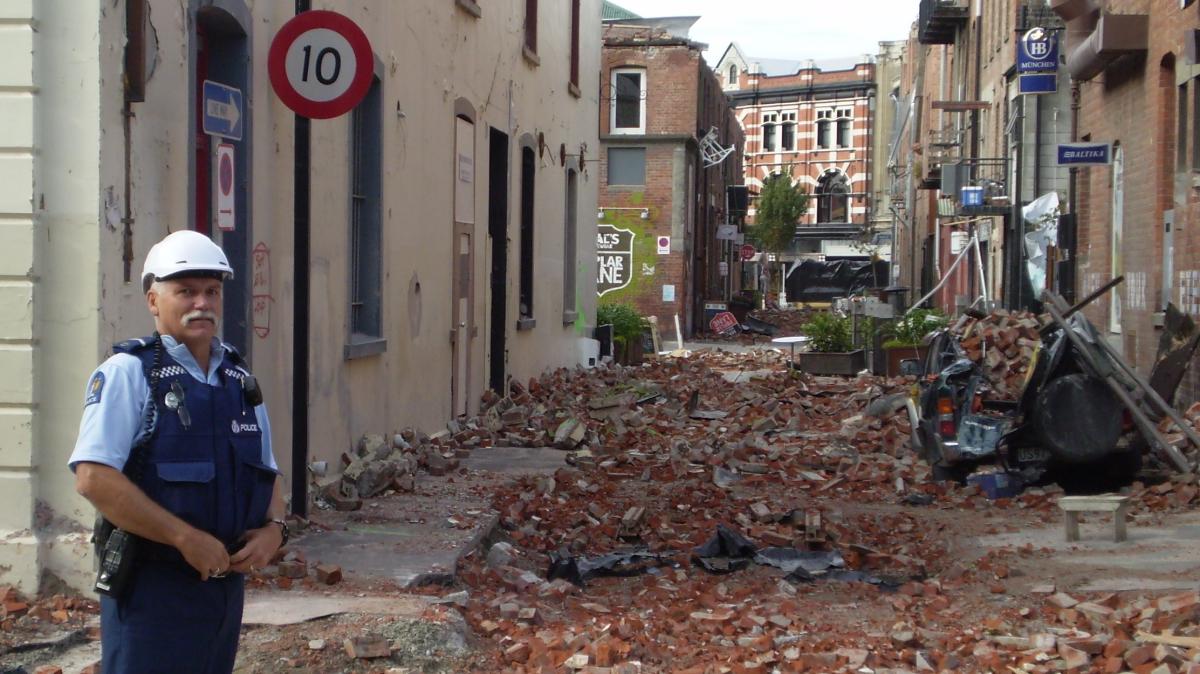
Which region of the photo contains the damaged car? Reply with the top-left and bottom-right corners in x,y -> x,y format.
904,311 -> 1141,486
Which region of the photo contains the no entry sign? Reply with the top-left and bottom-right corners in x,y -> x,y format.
268,11 -> 374,119
215,143 -> 235,231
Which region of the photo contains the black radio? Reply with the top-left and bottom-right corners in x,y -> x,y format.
94,519 -> 139,597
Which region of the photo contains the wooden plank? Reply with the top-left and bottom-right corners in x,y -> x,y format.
932,100 -> 991,111
1135,631 -> 1200,649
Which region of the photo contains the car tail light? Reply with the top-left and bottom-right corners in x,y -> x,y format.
937,395 -> 956,437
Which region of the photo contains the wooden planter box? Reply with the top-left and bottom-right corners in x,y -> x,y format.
615,337 -> 644,366
884,344 -> 929,377
798,349 -> 866,376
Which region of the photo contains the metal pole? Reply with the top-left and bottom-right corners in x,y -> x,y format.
291,0 -> 311,519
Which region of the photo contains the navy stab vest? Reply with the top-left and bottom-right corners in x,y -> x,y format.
115,335 -> 276,547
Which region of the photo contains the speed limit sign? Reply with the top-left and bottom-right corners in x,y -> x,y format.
268,11 -> 374,119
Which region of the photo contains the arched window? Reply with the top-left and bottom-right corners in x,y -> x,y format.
816,171 -> 850,223
728,64 -> 738,87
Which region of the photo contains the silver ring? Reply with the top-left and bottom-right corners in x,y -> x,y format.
211,568 -> 226,578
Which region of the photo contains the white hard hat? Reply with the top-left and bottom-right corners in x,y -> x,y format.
141,230 -> 234,293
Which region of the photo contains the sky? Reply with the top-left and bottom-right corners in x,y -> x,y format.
611,0 -> 922,64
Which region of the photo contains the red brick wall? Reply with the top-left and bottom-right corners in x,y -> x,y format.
1072,0 -> 1200,406
599,25 -> 746,336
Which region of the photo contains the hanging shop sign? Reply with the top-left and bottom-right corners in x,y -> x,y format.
1057,142 -> 1112,166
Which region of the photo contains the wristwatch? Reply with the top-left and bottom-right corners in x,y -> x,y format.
268,518 -> 289,547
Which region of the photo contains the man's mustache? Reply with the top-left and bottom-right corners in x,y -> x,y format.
182,310 -> 219,327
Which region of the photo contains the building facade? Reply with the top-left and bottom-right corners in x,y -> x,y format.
872,41 -> 908,262
597,15 -> 745,337
895,0 -> 1072,314
1052,0 -> 1200,402
715,45 -> 877,262
0,0 -> 601,592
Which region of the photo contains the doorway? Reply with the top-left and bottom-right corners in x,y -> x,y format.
193,4 -> 251,355
487,128 -> 510,394
452,115 -> 477,417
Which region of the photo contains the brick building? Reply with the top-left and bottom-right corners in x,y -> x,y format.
714,45 -> 878,262
895,0 -> 1072,315
1050,0 -> 1200,403
598,10 -> 745,337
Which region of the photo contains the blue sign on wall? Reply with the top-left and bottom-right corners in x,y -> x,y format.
1018,27 -> 1059,73
1057,143 -> 1112,166
202,80 -> 243,141
1018,73 -> 1057,95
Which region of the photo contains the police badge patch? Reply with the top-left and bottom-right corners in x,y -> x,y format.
85,372 -> 105,406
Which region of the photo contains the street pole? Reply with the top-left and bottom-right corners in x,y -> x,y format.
291,0 -> 311,519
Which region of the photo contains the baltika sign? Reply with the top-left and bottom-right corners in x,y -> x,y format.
1057,142 -> 1112,166
597,225 -> 635,297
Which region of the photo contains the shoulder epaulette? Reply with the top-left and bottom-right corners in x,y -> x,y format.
221,342 -> 243,364
113,334 -> 160,355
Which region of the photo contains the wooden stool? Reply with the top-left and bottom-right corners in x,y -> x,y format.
1058,495 -> 1131,543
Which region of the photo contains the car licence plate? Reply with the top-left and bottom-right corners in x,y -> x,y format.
1015,447 -> 1051,463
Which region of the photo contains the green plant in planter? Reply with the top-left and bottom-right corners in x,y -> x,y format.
882,308 -> 948,349
596,302 -> 648,349
802,312 -> 853,353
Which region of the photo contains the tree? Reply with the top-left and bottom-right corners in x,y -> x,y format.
748,173 -> 808,254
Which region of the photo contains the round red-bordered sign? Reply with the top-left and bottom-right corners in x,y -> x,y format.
268,11 -> 374,120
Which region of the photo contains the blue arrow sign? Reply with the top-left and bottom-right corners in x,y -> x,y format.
1019,73 -> 1057,95
1057,142 -> 1112,166
203,80 -> 243,141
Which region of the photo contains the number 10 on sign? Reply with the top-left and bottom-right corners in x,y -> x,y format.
268,11 -> 374,119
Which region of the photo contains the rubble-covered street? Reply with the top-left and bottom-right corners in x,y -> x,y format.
8,345 -> 1200,673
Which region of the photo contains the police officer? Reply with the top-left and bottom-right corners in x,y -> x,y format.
70,230 -> 287,674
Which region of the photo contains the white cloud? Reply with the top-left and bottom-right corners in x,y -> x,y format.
609,0 -> 920,64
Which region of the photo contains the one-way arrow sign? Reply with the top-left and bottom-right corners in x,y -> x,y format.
203,80 -> 243,141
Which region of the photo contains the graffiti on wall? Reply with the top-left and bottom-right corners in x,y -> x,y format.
251,242 -> 273,339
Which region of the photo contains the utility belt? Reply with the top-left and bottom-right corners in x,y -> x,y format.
94,520 -> 244,593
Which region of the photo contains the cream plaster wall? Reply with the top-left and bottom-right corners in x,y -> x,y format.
0,0 -> 40,592
10,0 -> 601,593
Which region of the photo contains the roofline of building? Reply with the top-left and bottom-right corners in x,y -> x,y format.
603,37 -> 706,51
728,80 -> 877,103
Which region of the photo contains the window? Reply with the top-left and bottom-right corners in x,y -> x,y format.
519,146 -> 536,322
1194,82 -> 1200,171
728,64 -> 738,88
1110,143 -> 1124,333
607,147 -> 646,185
816,109 -> 832,149
836,107 -> 853,148
1180,82 -> 1189,172
762,112 -> 778,152
524,0 -> 538,54
569,0 -> 580,91
563,169 -> 578,320
781,112 -> 796,151
611,68 -> 646,134
349,76 -> 383,346
816,170 -> 850,223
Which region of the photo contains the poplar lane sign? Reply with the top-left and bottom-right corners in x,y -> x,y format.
597,225 -> 635,297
